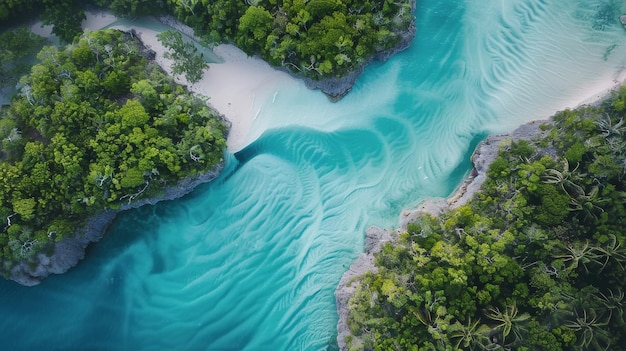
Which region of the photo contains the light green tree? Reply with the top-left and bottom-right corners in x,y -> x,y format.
157,30 -> 208,83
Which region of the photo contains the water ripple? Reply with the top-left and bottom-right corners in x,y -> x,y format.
2,1 -> 626,350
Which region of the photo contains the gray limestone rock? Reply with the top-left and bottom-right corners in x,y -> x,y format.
9,164 -> 224,286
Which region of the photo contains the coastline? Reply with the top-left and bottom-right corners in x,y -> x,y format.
333,119 -> 550,350
114,10 -> 417,150
8,18 -> 231,286
334,80 -> 626,349
291,1 -> 417,101
157,14 -> 416,147
157,5 -> 418,102
293,18 -> 416,102
106,12 -> 300,152
79,9 -> 417,151
10,163 -> 224,286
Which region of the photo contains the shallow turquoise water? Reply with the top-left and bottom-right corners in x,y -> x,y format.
2,1 -> 626,350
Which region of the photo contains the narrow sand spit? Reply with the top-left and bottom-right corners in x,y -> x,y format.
189,44 -> 300,151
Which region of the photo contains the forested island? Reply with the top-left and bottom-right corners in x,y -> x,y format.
0,29 -> 228,284
339,90 -> 626,350
1,0 -> 415,98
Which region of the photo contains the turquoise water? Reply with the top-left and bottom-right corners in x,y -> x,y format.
1,1 -> 626,350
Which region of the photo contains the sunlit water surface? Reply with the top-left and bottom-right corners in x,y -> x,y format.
1,0 -> 626,350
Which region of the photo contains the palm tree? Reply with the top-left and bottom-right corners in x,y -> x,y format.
542,158 -> 585,196
555,241 -> 603,273
564,309 -> 611,351
596,234 -> 626,271
595,114 -> 625,138
596,114 -> 626,160
485,304 -> 530,344
567,186 -> 608,222
449,318 -> 491,350
595,288 -> 625,323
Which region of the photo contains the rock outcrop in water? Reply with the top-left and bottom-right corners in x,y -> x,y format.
334,119 -> 550,350
9,164 -> 224,286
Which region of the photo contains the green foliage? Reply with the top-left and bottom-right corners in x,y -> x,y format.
3,0 -> 413,81
157,30 -> 208,83
41,0 -> 85,43
346,92 -> 626,350
119,100 -> 150,128
0,27 -> 47,90
102,70 -> 131,95
0,29 -> 227,277
0,0 -> 38,26
236,6 -> 274,54
99,0 -> 167,17
168,0 -> 414,79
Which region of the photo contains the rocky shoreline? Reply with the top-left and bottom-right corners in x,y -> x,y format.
5,27 -> 232,286
334,118 -> 551,350
300,20 -> 416,101
9,163 -> 225,286
299,3 -> 417,101
333,70 -> 626,347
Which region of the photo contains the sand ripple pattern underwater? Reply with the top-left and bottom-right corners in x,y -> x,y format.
1,0 -> 626,350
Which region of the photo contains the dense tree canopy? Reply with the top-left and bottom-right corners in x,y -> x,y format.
0,29 -> 227,277
95,0 -> 167,18
0,0 -> 38,25
40,0 -> 86,43
1,0 -> 414,79
345,91 -> 626,350
169,0 -> 414,79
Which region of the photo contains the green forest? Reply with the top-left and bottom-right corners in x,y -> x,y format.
344,91 -> 626,350
0,29 -> 227,277
171,0 -> 414,78
0,0 -> 414,79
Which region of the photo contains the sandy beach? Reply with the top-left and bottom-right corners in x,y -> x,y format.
79,11 -> 300,152
567,68 -> 626,109
80,10 -> 626,152
187,44 -> 299,151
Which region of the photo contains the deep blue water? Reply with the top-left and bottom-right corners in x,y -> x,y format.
1,0 -> 626,350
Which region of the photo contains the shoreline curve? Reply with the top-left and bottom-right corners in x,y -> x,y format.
10,164 -> 225,286
333,81 -> 625,349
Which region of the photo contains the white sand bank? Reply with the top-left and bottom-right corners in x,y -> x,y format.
189,44 -> 300,151
567,68 -> 626,109
82,11 -> 300,151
